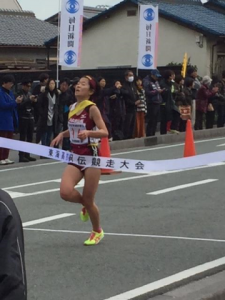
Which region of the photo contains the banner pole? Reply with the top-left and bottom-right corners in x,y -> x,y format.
136,3 -> 140,77
56,0 -> 61,88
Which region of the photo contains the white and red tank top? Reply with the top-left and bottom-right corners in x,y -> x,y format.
68,103 -> 97,147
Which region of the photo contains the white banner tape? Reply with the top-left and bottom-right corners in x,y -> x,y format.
1,138 -> 225,173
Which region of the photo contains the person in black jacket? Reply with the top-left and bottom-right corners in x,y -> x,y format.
59,78 -> 76,150
143,69 -> 163,136
123,70 -> 139,139
36,79 -> 61,146
32,73 -> 49,125
160,70 -> 174,135
17,78 -> 37,162
110,80 -> 127,140
0,189 -> 27,300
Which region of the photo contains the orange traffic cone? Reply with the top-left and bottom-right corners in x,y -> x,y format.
100,138 -> 120,175
184,119 -> 196,157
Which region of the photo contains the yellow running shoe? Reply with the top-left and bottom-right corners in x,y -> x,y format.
84,230 -> 104,246
80,207 -> 89,222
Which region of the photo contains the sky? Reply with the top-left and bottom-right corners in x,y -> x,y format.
17,0 -> 121,20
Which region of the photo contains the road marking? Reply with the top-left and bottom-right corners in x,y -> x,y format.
23,228 -> 225,243
3,163 -> 225,199
6,191 -> 27,198
147,179 -> 218,195
22,213 -> 75,227
0,161 -> 61,172
3,178 -> 84,190
217,143 -> 225,147
102,256 -> 225,300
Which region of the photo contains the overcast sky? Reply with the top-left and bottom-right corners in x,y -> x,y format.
17,0 -> 122,20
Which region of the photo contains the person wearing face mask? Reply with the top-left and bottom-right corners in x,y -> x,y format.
195,76 -> 218,130
122,70 -> 139,139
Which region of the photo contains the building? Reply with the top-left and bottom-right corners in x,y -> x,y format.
46,0 -> 225,76
79,0 -> 225,76
0,0 -> 22,10
0,9 -> 58,71
45,6 -> 107,25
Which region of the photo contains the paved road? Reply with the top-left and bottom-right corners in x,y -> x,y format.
1,137 -> 225,300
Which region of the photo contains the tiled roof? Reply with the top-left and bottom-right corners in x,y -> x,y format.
0,11 -> 58,46
136,0 -> 225,36
84,0 -> 225,37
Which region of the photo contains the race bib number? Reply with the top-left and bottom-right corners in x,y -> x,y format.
68,121 -> 88,145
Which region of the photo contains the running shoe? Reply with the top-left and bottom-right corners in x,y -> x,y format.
84,229 -> 104,246
4,159 -> 14,164
80,207 -> 89,222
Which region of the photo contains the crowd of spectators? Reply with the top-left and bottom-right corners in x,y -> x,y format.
0,67 -> 225,165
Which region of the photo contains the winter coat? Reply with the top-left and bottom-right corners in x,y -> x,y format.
0,87 -> 18,131
122,81 -> 138,113
36,91 -> 61,135
196,85 -> 214,113
110,88 -> 126,119
0,189 -> 27,300
17,90 -> 35,120
143,76 -> 162,105
160,79 -> 175,120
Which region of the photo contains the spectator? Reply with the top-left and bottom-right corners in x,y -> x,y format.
17,78 -> 37,162
32,73 -> 49,124
135,76 -> 147,138
178,77 -> 195,131
195,76 -> 218,130
70,77 -> 80,96
143,69 -> 163,136
217,71 -> 225,127
97,77 -> 116,140
123,70 -> 139,139
36,78 -> 60,147
169,74 -> 183,134
0,189 -> 27,300
59,78 -> 75,150
185,67 -> 201,99
160,70 -> 174,134
110,80 -> 126,140
0,75 -> 22,165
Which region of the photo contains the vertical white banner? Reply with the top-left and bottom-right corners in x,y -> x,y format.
137,5 -> 158,70
59,0 -> 83,68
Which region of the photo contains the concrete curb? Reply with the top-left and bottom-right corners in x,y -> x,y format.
148,270 -> 225,300
110,127 -> 225,151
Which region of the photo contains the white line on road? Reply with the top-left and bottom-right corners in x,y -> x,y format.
217,143 -> 225,147
0,161 -> 61,173
23,228 -> 225,243
3,163 -> 225,199
22,213 -> 75,227
147,179 -> 218,195
102,256 -> 225,300
3,178 -> 84,190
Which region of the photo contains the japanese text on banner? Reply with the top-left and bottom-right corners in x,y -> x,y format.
59,0 -> 83,68
138,5 -> 158,70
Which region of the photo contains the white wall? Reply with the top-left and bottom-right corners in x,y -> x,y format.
0,0 -> 22,10
158,18 -> 209,76
79,3 -> 212,76
81,3 -> 139,69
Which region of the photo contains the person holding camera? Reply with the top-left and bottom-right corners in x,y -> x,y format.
17,79 -> 37,162
0,75 -> 22,165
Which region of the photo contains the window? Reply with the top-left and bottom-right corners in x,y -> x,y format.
127,10 -> 137,17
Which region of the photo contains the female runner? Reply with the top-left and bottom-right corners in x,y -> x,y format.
51,76 -> 108,246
